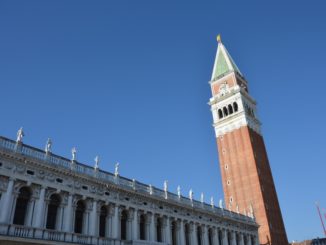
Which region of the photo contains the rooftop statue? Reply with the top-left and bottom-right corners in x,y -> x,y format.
114,162 -> 119,176
16,127 -> 24,143
71,147 -> 77,161
189,189 -> 193,201
219,199 -> 223,209
163,180 -> 168,192
94,156 -> 99,169
45,138 -> 52,153
149,184 -> 153,195
177,185 -> 181,198
210,196 -> 214,207
200,193 -> 204,203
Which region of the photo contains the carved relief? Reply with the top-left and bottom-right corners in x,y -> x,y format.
46,173 -> 55,182
36,170 -> 46,179
15,164 -> 25,174
90,185 -> 96,193
0,176 -> 8,191
74,181 -> 81,189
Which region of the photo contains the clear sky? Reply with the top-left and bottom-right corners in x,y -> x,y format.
0,0 -> 325,242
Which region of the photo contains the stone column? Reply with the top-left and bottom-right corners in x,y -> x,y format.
237,233 -> 243,245
107,205 -> 115,238
0,178 -> 14,224
32,186 -> 46,228
25,197 -> 35,226
89,199 -> 98,236
230,231 -> 236,245
148,213 -> 155,241
191,223 -> 198,245
83,208 -> 90,235
247,235 -> 252,245
131,209 -> 138,240
221,229 -> 228,245
253,235 -> 259,245
112,205 -> 119,239
56,204 -> 64,230
163,216 -> 171,244
127,209 -> 134,240
179,220 -> 185,245
202,225 -> 209,245
63,194 -> 73,232
212,228 -> 218,245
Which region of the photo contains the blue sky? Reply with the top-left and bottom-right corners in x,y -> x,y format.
0,0 -> 325,242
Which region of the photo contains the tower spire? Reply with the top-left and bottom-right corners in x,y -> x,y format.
211,35 -> 242,81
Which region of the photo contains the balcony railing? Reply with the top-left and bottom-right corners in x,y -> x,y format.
0,136 -> 254,224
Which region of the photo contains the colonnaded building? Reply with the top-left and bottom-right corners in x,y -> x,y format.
0,37 -> 287,245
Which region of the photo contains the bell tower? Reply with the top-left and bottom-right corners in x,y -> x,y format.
209,35 -> 288,245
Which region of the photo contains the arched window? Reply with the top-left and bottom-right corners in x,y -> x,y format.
233,102 -> 238,112
228,104 -> 234,115
197,226 -> 202,245
13,187 -> 31,225
208,228 -> 213,245
185,223 -> 190,245
223,107 -> 228,117
139,214 -> 146,240
120,210 -> 128,240
156,217 -> 163,242
171,220 -> 177,245
74,200 -> 85,234
46,194 -> 61,229
99,206 -> 108,237
218,109 -> 223,119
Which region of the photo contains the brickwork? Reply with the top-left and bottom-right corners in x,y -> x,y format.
216,126 -> 288,245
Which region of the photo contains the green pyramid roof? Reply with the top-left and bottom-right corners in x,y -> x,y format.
211,42 -> 243,81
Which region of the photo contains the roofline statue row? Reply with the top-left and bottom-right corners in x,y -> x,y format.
12,127 -> 229,210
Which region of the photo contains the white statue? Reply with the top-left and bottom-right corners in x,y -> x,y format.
114,162 -> 119,176
249,203 -> 254,218
132,179 -> 136,190
71,147 -> 77,161
45,138 -> 52,153
16,127 -> 24,143
163,180 -> 168,192
177,185 -> 181,198
219,199 -> 223,209
94,156 -> 99,169
210,196 -> 214,207
236,204 -> 239,214
200,193 -> 204,203
189,189 -> 193,201
149,184 -> 153,195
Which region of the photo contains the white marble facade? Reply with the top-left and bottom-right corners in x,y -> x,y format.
0,136 -> 259,245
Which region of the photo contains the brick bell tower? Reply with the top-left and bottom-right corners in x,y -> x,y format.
209,35 -> 288,245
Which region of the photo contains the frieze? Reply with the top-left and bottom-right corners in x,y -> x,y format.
0,149 -> 257,231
